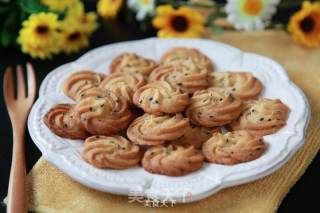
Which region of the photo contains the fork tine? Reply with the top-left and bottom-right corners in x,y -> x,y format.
3,66 -> 15,103
26,62 -> 36,100
16,65 -> 26,98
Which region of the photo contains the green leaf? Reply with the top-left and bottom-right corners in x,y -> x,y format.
20,10 -> 28,21
211,25 -> 224,35
19,0 -> 49,13
206,11 -> 226,26
0,0 -> 12,3
0,2 -> 15,14
0,9 -> 19,47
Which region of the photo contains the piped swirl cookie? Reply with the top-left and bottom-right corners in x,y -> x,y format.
142,145 -> 204,176
63,71 -> 105,101
160,47 -> 213,72
100,72 -> 146,105
172,124 -> 220,149
202,130 -> 266,165
83,135 -> 141,169
74,89 -> 132,136
149,65 -> 210,94
44,104 -> 89,139
209,72 -> 263,100
110,53 -> 157,76
186,88 -> 242,127
228,99 -> 289,136
133,81 -> 189,115
127,113 -> 189,146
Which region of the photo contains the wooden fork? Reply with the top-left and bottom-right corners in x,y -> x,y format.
3,63 -> 36,213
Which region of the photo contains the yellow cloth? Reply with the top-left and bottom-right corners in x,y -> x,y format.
4,30 -> 320,213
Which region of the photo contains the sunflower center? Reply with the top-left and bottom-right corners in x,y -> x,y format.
243,0 -> 263,16
36,25 -> 49,35
300,16 -> 315,33
81,16 -> 88,23
68,32 -> 81,41
171,15 -> 189,32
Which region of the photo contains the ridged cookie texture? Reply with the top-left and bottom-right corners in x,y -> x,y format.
202,130 -> 266,165
172,124 -> 220,149
127,113 -> 189,146
63,71 -> 105,101
133,81 -> 189,115
142,145 -> 204,176
187,87 -> 242,127
83,135 -> 141,169
100,72 -> 146,105
74,89 -> 132,136
160,47 -> 213,72
209,72 -> 263,100
149,65 -> 210,94
110,53 -> 157,76
228,98 -> 290,136
44,104 -> 89,140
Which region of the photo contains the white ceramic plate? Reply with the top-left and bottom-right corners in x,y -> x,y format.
28,38 -> 310,203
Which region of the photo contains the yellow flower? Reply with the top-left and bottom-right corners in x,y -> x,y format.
62,1 -> 98,35
288,1 -> 320,47
17,12 -> 60,59
76,12 -> 99,35
59,27 -> 89,54
41,0 -> 80,11
97,0 -> 123,19
152,5 -> 205,38
66,0 -> 84,16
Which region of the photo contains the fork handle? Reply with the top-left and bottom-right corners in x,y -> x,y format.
7,128 -> 27,213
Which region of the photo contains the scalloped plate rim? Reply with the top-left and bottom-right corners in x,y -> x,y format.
29,38 -> 310,203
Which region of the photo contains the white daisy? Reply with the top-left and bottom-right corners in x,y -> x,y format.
225,0 -> 280,31
127,0 -> 155,21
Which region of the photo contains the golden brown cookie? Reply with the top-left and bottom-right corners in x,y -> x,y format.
202,130 -> 266,165
142,145 -> 204,176
149,65 -> 210,94
63,71 -> 105,101
99,72 -> 146,105
110,53 -> 157,76
133,81 -> 189,115
186,88 -> 242,127
172,124 -> 220,149
44,104 -> 89,140
74,88 -> 132,136
228,99 -> 290,136
160,47 -> 213,72
83,135 -> 141,169
209,72 -> 263,100
127,113 -> 189,146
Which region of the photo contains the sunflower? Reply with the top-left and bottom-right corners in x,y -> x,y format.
59,27 -> 89,54
75,12 -> 98,35
97,0 -> 123,19
288,1 -> 320,47
62,1 -> 98,35
41,0 -> 80,11
152,5 -> 205,38
17,12 -> 60,59
225,0 -> 280,31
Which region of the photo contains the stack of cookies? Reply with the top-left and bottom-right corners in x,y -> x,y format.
44,48 -> 290,177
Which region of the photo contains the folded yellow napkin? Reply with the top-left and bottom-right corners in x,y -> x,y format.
4,30 -> 320,213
